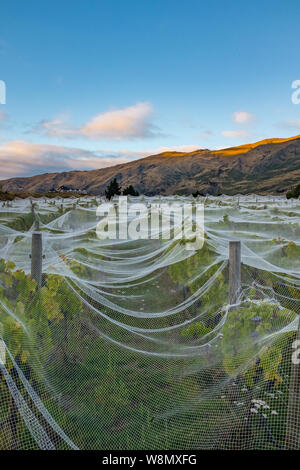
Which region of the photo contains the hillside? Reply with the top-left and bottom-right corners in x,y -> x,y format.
1,135 -> 300,196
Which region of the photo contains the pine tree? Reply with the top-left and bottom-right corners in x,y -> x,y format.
122,185 -> 139,196
105,178 -> 121,200
287,183 -> 300,199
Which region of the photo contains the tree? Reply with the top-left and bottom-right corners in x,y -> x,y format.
122,185 -> 139,196
286,183 -> 300,199
105,178 -> 121,200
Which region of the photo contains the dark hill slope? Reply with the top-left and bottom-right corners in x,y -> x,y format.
1,135 -> 300,195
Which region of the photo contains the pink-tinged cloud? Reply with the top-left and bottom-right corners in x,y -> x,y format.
0,141 -> 202,180
0,141 -> 132,179
233,111 -> 254,124
35,102 -> 161,141
221,129 -> 251,139
125,144 -> 202,157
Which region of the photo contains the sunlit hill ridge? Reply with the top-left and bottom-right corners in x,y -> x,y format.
1,135 -> 300,196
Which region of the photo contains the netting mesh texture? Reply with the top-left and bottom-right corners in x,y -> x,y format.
0,195 -> 300,450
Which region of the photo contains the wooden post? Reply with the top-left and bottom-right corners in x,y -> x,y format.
31,227 -> 43,287
30,198 -> 35,218
285,319 -> 300,449
229,241 -> 241,307
34,219 -> 40,231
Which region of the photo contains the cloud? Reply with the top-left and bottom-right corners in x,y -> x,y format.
0,140 -> 203,180
221,130 -> 251,139
220,112 -> 254,140
81,102 -> 157,139
0,141 -> 132,179
233,111 -> 254,124
131,144 -> 201,156
34,102 -> 161,141
104,144 -> 201,160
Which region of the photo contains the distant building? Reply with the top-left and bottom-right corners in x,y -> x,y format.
55,186 -> 87,193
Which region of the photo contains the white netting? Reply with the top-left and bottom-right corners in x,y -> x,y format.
0,194 -> 300,449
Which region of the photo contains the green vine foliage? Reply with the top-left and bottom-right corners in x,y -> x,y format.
168,240 -> 227,319
0,249 -> 298,448
0,259 -> 83,372
221,301 -> 295,387
181,321 -> 212,339
0,256 -> 86,447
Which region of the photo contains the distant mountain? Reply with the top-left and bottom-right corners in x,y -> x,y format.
1,135 -> 300,196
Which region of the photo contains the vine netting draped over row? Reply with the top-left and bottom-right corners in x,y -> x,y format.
0,194 -> 300,450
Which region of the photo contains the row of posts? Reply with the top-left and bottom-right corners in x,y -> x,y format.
30,226 -> 242,294
29,224 -> 299,450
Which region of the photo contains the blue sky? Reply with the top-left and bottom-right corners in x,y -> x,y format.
0,0 -> 300,178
